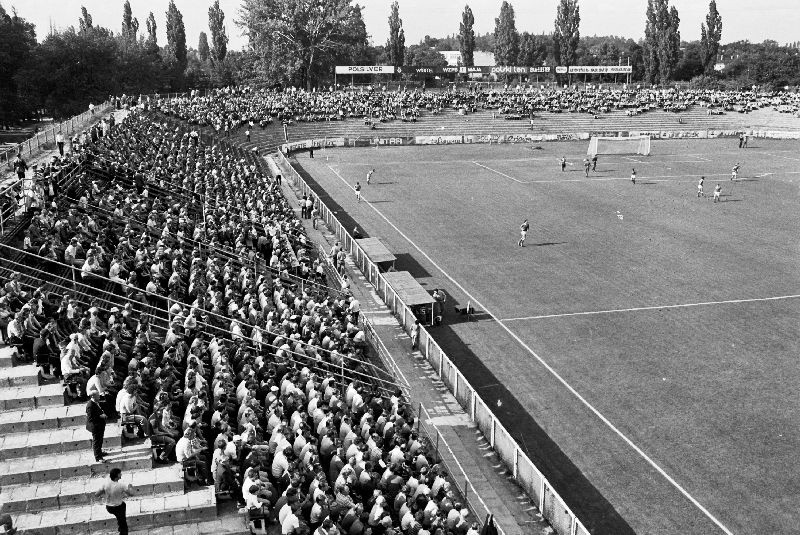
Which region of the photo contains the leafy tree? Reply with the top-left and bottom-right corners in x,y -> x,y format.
475,32 -> 495,52
493,1 -> 519,66
458,5 -> 475,67
673,41 -> 703,80
18,26 -> 118,118
700,0 -> 722,74
553,0 -> 580,68
198,31 -> 210,62
0,5 -> 37,123
208,0 -> 228,63
165,1 -> 187,71
405,45 -> 448,68
239,0 -> 369,89
518,32 -> 548,67
387,1 -> 405,71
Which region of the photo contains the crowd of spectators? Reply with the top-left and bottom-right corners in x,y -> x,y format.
150,85 -> 800,131
2,106 -> 481,535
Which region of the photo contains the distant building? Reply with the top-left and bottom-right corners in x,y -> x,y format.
441,50 -> 496,67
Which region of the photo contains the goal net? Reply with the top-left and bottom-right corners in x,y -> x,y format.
587,135 -> 651,157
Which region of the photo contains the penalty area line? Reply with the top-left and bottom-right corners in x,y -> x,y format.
502,293 -> 800,322
473,161 -> 526,183
328,161 -> 735,535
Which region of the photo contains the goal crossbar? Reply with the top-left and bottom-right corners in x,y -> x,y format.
588,135 -> 650,157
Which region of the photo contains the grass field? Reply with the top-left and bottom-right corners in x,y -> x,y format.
292,138 -> 800,535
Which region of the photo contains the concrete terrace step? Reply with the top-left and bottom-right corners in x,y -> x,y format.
0,382 -> 64,411
0,364 -> 39,387
0,345 -> 15,368
0,423 -> 121,460
0,442 -> 152,487
0,464 -> 183,515
0,404 -> 86,434
12,486 -> 217,535
126,516 -> 252,535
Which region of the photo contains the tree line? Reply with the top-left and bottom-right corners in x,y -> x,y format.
2,0 -> 799,126
0,0 -> 236,124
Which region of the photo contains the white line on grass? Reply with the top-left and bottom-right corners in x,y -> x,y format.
324,162 -> 735,535
502,294 -> 800,322
473,161 -> 526,183
523,170 -> 800,184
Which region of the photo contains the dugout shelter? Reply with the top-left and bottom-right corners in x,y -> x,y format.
356,237 -> 396,272
382,271 -> 436,327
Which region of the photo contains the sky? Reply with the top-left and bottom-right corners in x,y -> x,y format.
6,0 -> 800,53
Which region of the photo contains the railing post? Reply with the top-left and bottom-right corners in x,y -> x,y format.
513,447 -> 519,479
539,479 -> 546,512
471,391 -> 476,421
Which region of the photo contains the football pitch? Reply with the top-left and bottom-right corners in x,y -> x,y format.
294,138 -> 800,535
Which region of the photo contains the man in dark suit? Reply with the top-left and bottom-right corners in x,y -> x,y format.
86,391 -> 108,462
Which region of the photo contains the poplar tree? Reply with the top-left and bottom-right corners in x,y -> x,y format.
208,0 -> 228,63
493,1 -> 519,66
553,0 -> 580,68
387,1 -> 405,71
700,0 -> 722,74
458,5 -> 475,67
198,31 -> 210,62
166,0 -> 187,71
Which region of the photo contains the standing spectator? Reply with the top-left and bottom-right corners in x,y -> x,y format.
305,196 -> 313,220
410,320 -> 420,350
86,391 -> 108,462
432,289 -> 446,324
13,152 -> 27,180
94,467 -> 133,535
56,132 -> 65,156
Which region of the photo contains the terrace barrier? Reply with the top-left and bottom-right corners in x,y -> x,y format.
1,101 -> 113,170
279,128 -> 800,154
275,149 -> 591,535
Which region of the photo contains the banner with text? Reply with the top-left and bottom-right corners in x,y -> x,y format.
568,65 -> 633,74
335,65 -> 395,74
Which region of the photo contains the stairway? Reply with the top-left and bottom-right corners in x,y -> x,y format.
0,346 -> 250,535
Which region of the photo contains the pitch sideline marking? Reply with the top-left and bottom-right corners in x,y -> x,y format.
523,170 -> 800,184
324,163 -> 735,535
473,161 -> 526,183
502,294 -> 800,322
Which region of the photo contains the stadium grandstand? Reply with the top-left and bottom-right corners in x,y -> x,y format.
1,82 -> 799,535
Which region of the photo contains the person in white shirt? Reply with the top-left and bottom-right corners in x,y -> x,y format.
175,426 -> 209,484
281,503 -> 301,535
116,381 -> 151,436
94,467 -> 133,534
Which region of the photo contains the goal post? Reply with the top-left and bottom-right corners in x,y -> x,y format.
588,135 -> 651,157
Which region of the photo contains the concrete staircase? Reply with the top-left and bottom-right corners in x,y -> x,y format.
0,345 -> 251,535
